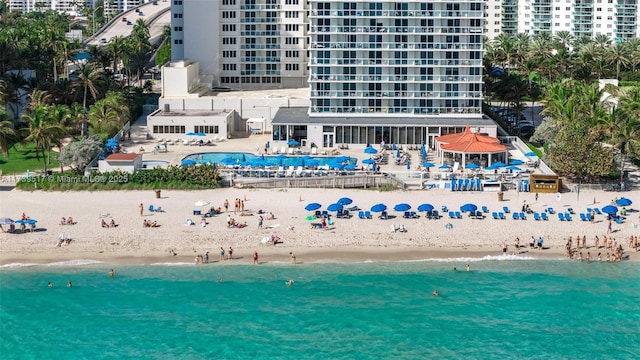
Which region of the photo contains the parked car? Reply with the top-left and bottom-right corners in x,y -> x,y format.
100,38 -> 107,44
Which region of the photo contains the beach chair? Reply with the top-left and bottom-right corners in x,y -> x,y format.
492,212 -> 499,220
148,205 -> 156,212
541,213 -> 548,221
558,213 -> 565,221
410,211 -> 419,219
512,212 -> 519,220
475,211 -> 484,219
311,147 -> 318,155
564,213 -> 572,221
498,212 -> 505,220
482,206 -> 489,213
403,211 -> 411,219
594,208 -> 602,215
534,213 -> 541,221
547,207 -> 555,214
519,212 -> 526,220
455,212 -> 462,219
580,213 -> 587,221
441,206 -> 448,212
432,210 -> 439,219
380,211 -> 389,220
365,211 -> 372,219
448,211 -> 455,219
285,167 -> 294,177
586,213 -> 591,222
336,210 -> 344,219
358,211 -> 366,219
503,206 -> 510,214
321,210 -> 329,218
280,147 -> 286,154
343,210 -> 350,218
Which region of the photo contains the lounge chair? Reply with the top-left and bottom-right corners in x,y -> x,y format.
519,212 -> 526,220
432,210 -> 439,219
271,147 -> 278,154
547,207 -> 555,214
311,147 -> 318,155
534,213 -> 541,221
358,211 -> 366,219
403,211 -> 411,219
594,208 -> 602,215
558,213 -> 565,221
448,211 -> 455,219
336,210 -> 344,219
365,211 -> 372,219
455,212 -> 462,219
314,210 -> 322,218
380,211 -> 388,220
441,206 -> 448,212
410,211 -> 418,219
541,213 -> 548,221
580,213 -> 587,221
567,208 -> 575,214
498,212 -> 505,220
482,206 -> 489,213
342,210 -> 350,218
492,212 -> 499,220
564,213 -> 572,221
321,210 -> 329,218
503,206 -> 510,213
512,212 -> 519,220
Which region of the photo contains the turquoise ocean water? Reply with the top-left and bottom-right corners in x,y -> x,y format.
1,259 -> 639,359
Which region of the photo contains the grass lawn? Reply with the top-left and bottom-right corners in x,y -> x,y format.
0,143 -> 60,175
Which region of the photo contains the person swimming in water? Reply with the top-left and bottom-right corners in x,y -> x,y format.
109,269 -> 115,277
432,290 -> 438,297
48,282 -> 52,288
287,279 -> 294,286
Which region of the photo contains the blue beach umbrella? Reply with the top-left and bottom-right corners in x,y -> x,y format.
305,203 -> 322,211
439,164 -> 451,170
370,203 -> 387,213
601,205 -> 618,215
422,162 -> 435,168
337,197 -> 353,206
362,159 -> 376,165
460,203 -> 477,212
524,151 -> 538,157
492,162 -> 507,168
417,204 -> 434,212
26,219 -> 38,224
485,164 -> 500,171
509,159 -> 524,165
181,159 -> 197,166
364,146 -> 378,155
615,198 -> 632,207
327,203 -> 343,212
15,219 -> 28,225
185,132 -> 196,136
329,160 -> 345,170
393,203 -> 411,212
288,139 -> 300,147
466,163 -> 480,169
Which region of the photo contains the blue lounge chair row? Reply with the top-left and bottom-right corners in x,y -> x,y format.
558,213 -> 573,221
533,212 -> 548,221
512,212 -> 527,220
403,211 -> 419,219
358,211 -> 373,219
448,211 -> 463,219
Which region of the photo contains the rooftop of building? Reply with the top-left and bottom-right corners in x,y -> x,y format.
273,107 -> 495,126
152,109 -> 229,117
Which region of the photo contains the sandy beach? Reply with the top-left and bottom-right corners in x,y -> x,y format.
1,186 -> 638,266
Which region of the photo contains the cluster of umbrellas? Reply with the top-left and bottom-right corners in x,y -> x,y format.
304,199 -> 437,214
601,198 -> 633,215
106,138 -> 119,148
0,217 -> 38,232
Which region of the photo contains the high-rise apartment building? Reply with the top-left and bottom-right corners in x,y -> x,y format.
170,0 -> 308,89
483,0 -> 640,40
6,0 -> 146,16
307,0 -> 484,117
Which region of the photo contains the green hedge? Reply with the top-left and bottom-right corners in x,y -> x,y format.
15,164 -> 222,191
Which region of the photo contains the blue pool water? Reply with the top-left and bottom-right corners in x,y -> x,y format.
183,152 -> 357,167
1,260 -> 639,359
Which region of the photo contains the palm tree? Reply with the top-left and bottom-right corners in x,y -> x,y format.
612,115 -> 640,184
106,35 -> 126,75
607,42 -> 631,80
553,30 -> 573,51
27,89 -> 53,111
21,105 -> 66,172
68,102 -> 89,136
0,110 -> 17,158
75,63 -> 104,110
88,98 -> 121,137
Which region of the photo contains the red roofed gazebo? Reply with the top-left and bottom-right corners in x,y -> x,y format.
435,125 -> 508,169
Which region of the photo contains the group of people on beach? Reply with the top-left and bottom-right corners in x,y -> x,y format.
564,234 -> 638,261
59,216 -> 75,225
100,218 -> 117,228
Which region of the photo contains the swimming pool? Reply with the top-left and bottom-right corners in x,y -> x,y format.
142,160 -> 170,169
182,152 -> 357,168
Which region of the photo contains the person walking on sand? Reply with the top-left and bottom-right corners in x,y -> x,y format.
253,250 -> 259,264
139,203 -> 144,217
607,220 -> 612,234
224,199 -> 229,212
290,252 -> 296,264
258,215 -> 263,229
219,247 -> 225,261
228,247 -> 233,260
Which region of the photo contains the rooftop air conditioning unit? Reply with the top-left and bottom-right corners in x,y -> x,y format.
164,104 -> 170,112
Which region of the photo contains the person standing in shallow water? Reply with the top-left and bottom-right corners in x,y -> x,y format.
253,250 -> 259,264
